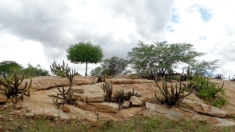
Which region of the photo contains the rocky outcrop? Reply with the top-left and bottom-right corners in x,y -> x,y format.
182,99 -> 228,118
20,76 -> 98,90
106,79 -> 154,84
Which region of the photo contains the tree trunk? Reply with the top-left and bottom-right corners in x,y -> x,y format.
85,62 -> 88,76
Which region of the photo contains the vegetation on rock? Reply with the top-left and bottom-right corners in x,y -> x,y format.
154,78 -> 193,108
50,60 -> 70,77
0,71 -> 31,103
53,84 -> 74,109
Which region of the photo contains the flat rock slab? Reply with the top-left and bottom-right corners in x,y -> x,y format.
20,76 -> 98,90
145,102 -> 235,127
182,99 -> 228,118
106,79 -> 154,84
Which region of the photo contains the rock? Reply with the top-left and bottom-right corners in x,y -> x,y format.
20,76 -> 99,90
182,99 -> 228,118
73,93 -> 105,103
106,79 -> 154,84
14,104 -> 23,110
14,108 -> 26,117
61,106 -> 70,113
25,112 -> 34,118
73,76 -> 98,86
130,96 -> 143,106
0,94 -> 7,103
122,101 -> 131,109
75,101 -> 119,113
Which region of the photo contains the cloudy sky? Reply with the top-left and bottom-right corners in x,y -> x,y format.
0,0 -> 234,78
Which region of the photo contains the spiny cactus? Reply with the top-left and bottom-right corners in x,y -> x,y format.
0,71 -> 31,103
50,60 -> 70,77
113,89 -> 126,103
125,89 -> 136,100
155,78 -> 193,108
180,66 -> 195,81
101,82 -> 113,102
66,70 -> 76,84
53,83 -> 74,109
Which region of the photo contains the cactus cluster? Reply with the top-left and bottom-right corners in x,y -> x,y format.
113,89 -> 136,104
50,60 -> 70,77
101,82 -> 113,102
155,78 -> 193,108
53,84 -> 74,109
0,71 -> 31,103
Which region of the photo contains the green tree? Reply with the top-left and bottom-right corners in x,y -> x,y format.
101,56 -> 131,76
90,66 -> 102,76
127,41 -> 205,76
66,41 -> 103,76
23,63 -> 49,76
0,61 -> 23,75
188,60 -> 219,76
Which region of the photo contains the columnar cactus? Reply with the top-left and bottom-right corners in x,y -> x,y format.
155,78 -> 193,108
0,71 -> 31,103
53,83 -> 74,109
101,82 -> 113,102
50,60 -> 70,77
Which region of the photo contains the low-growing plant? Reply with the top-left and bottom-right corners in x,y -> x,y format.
154,78 -> 193,108
191,75 -> 224,98
0,71 -> 31,103
50,60 -> 70,77
53,84 -> 74,109
66,70 -> 76,84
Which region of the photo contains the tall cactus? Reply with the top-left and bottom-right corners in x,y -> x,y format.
101,82 -> 113,102
0,71 -> 31,103
50,60 -> 70,77
155,78 -> 193,108
53,83 -> 74,109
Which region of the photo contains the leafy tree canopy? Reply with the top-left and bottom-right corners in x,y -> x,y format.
101,56 -> 131,76
90,66 -> 102,76
23,63 -> 49,76
127,41 -> 205,75
0,60 -> 23,74
90,56 -> 131,76
66,41 -> 103,76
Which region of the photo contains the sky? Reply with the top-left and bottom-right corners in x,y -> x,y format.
0,0 -> 234,78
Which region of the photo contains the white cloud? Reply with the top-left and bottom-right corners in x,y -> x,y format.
0,0 -> 234,77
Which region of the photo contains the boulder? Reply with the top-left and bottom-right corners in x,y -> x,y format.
122,101 -> 131,109
182,99 -> 228,118
130,96 -> 143,106
20,76 -> 99,90
73,93 -> 105,103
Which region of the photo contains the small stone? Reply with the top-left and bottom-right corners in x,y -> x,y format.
14,104 -> 23,110
122,101 -> 131,109
61,106 -> 70,113
0,126 -> 4,131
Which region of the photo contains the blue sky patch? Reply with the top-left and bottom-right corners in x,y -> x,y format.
198,7 -> 213,22
171,14 -> 179,23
